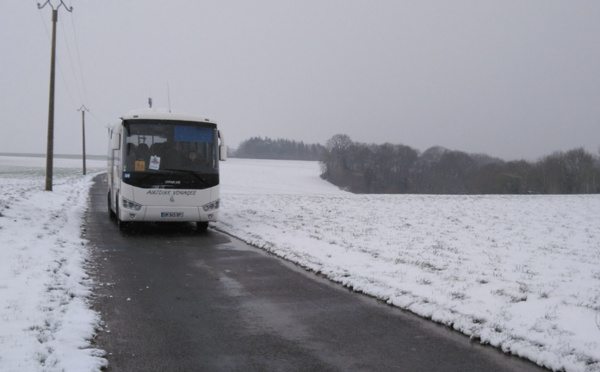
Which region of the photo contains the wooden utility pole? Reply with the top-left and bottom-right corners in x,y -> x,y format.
38,0 -> 73,191
78,105 -> 88,175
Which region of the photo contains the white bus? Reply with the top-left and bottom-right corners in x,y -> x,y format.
107,109 -> 226,231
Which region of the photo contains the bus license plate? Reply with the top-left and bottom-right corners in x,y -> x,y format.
161,212 -> 184,218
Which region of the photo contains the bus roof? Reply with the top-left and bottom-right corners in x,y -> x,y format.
120,108 -> 215,124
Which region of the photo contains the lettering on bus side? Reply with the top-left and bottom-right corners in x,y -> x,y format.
145,190 -> 197,196
146,190 -> 171,195
173,190 -> 196,196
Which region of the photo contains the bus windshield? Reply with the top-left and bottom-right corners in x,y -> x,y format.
121,120 -> 219,188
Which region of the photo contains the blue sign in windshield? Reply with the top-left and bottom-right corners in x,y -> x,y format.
174,126 -> 212,143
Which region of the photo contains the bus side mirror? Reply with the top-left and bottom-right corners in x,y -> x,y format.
217,130 -> 227,161
219,145 -> 227,161
111,133 -> 121,150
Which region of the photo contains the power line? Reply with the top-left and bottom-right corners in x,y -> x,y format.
36,1 -> 79,108
35,1 -> 109,154
70,13 -> 88,104
60,18 -> 83,104
61,0 -> 87,105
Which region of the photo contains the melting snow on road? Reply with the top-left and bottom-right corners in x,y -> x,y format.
1,156 -> 599,372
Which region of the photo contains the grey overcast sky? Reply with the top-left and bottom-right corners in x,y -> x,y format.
2,1 -> 599,160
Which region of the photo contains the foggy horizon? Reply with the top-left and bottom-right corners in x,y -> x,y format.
2,1 -> 599,162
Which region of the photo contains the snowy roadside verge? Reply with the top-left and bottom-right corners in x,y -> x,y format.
0,159 -> 107,372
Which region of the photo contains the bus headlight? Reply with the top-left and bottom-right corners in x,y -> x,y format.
122,197 -> 142,211
202,199 -> 220,212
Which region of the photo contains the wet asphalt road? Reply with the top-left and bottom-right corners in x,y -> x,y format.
87,174 -> 547,372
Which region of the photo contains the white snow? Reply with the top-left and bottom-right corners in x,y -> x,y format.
1,156 -> 599,372
0,156 -> 107,371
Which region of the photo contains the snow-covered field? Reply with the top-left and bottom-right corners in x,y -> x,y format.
1,156 -> 599,372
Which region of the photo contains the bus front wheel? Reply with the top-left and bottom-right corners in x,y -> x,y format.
196,222 -> 209,232
108,192 -> 116,220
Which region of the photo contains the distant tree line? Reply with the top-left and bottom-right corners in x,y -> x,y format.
320,134 -> 600,194
231,137 -> 324,161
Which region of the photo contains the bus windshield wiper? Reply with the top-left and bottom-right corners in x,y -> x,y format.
160,169 -> 208,185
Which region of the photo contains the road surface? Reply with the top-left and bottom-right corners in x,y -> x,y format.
87,174 -> 546,371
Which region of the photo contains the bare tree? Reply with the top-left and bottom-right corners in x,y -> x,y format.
320,134 -> 600,195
